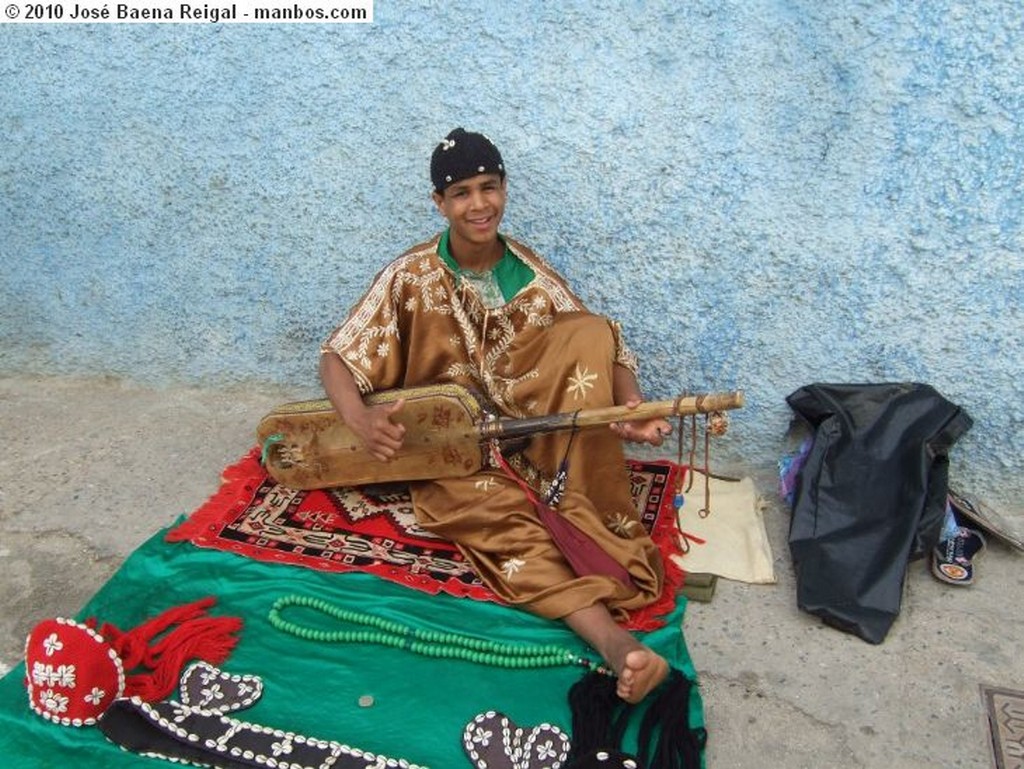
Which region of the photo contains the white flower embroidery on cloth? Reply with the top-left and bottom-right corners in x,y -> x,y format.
84,687 -> 106,706
500,557 -> 526,580
475,477 -> 497,492
198,682 -> 225,708
169,701 -> 192,725
537,740 -> 558,760
566,363 -> 598,401
471,725 -> 493,747
462,711 -> 571,769
41,689 -> 69,715
32,662 -> 76,688
42,633 -> 63,656
270,737 -> 294,757
607,512 -> 640,536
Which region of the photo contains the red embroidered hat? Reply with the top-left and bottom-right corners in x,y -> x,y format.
24,597 -> 242,727
25,617 -> 124,727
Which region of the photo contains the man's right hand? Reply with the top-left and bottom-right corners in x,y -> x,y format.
319,352 -> 407,463
347,399 -> 407,462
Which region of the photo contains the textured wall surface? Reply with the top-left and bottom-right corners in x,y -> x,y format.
2,1 -> 1022,511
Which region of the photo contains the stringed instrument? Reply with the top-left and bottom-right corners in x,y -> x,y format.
257,383 -> 744,490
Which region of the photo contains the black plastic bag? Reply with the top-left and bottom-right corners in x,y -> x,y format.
786,383 -> 972,643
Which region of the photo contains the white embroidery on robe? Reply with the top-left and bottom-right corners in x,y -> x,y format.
500,557 -> 526,580
475,477 -> 497,492
566,363 -> 598,401
322,238 -> 641,408
607,512 -> 640,536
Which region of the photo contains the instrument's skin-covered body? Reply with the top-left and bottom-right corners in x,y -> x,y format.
257,385 -> 486,490
257,384 -> 744,491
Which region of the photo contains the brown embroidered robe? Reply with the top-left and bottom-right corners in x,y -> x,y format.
322,234 -> 663,620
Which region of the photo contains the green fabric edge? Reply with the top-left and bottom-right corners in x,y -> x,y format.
0,522 -> 704,768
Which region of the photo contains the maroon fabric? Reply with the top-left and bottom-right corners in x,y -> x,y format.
535,501 -> 637,589
488,449 -> 639,591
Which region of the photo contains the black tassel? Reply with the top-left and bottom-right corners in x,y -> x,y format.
567,671 -> 634,765
567,668 -> 707,769
634,669 -> 707,769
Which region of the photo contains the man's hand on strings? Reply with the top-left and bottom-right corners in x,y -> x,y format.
610,398 -> 672,446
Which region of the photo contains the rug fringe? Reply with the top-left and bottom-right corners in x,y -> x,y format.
165,448 -> 266,543
625,462 -> 689,632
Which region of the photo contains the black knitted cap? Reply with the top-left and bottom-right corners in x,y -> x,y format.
430,128 -> 505,193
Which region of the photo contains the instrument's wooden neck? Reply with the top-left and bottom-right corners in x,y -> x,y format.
478,392 -> 744,441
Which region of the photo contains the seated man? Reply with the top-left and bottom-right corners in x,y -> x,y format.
320,128 -> 673,703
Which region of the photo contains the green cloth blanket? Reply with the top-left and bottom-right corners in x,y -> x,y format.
0,525 -> 704,767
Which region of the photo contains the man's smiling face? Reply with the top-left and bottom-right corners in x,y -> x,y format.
433,173 -> 507,260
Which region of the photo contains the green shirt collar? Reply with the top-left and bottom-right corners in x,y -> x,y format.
438,228 -> 508,274
437,229 -> 536,303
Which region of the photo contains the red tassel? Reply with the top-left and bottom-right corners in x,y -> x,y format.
127,615 -> 243,700
88,597 -> 243,702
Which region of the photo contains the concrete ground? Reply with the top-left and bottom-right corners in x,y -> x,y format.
1,375 -> 1021,768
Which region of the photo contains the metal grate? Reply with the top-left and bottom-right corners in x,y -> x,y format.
981,684 -> 1024,769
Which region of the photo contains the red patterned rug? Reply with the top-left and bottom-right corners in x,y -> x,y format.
168,449 -> 686,629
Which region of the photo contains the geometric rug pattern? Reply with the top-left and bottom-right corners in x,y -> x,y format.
168,449 -> 686,630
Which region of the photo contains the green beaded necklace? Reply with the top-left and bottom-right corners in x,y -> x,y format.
268,594 -> 612,676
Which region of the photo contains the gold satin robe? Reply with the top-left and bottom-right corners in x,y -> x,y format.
322,234 -> 664,621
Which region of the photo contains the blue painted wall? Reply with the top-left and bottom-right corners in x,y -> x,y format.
2,1 -> 1022,511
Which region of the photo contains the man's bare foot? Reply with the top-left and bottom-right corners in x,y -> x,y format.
616,647 -> 669,703
562,603 -> 670,703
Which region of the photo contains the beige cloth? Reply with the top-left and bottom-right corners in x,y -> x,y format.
671,470 -> 776,584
